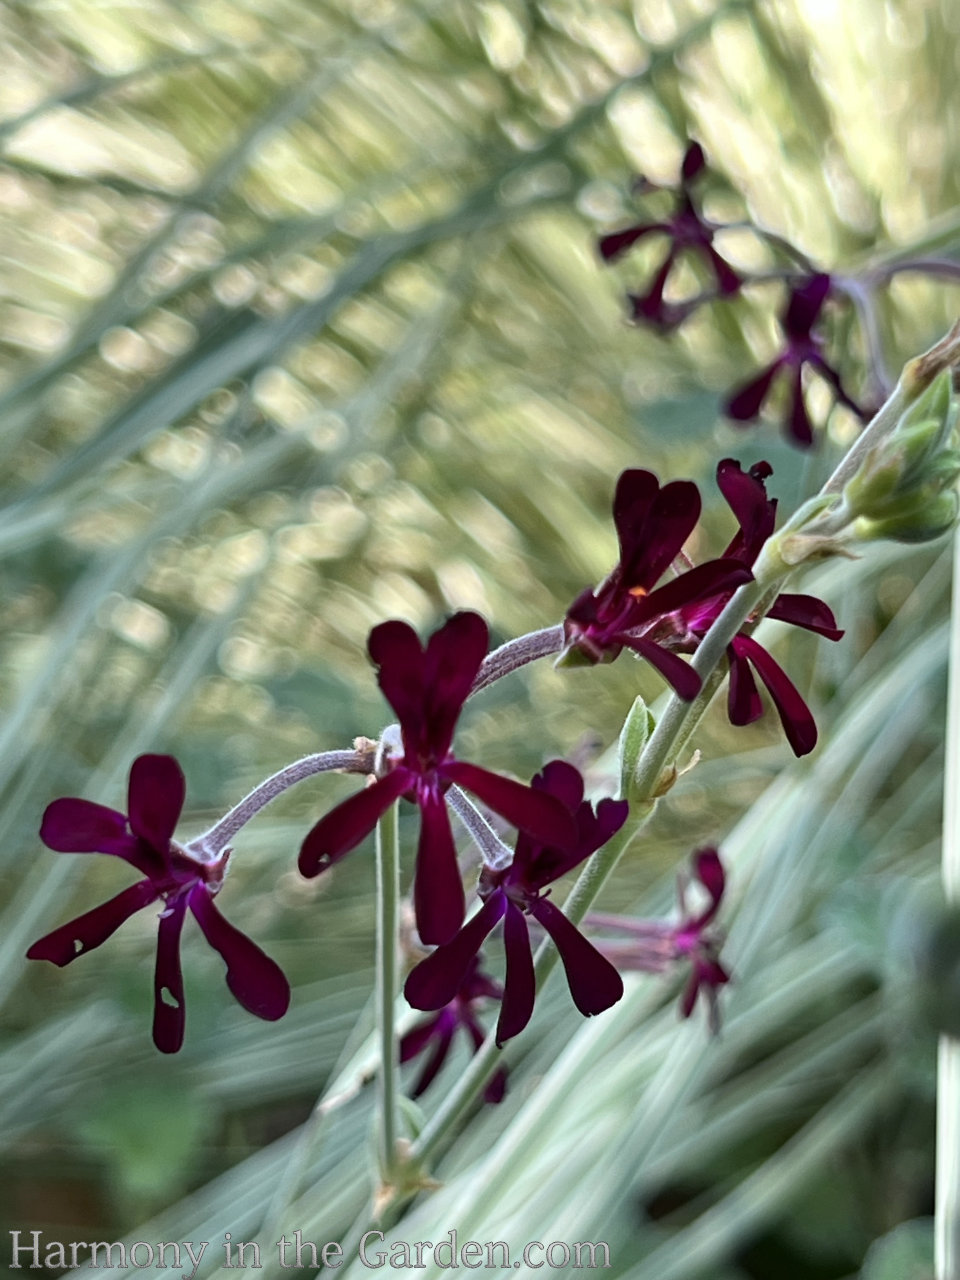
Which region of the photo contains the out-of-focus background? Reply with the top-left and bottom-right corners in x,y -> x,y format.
1,1 -> 958,1276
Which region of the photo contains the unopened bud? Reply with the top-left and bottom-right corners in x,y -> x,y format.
844,369 -> 959,543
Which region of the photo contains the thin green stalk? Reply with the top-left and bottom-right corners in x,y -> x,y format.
375,801 -> 402,1182
937,519 -> 960,1280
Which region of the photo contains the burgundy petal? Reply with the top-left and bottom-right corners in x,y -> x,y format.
39,798 -> 159,876
442,761 -> 575,850
716,458 -> 777,559
153,895 -> 187,1054
619,635 -> 702,700
127,755 -> 185,855
400,1013 -> 444,1063
732,633 -> 818,756
767,593 -> 844,641
726,361 -> 781,422
532,759 -> 584,812
27,879 -> 159,966
298,770 -> 409,877
496,904 -> 535,1045
368,619 -> 428,744
726,641 -> 763,726
786,364 -> 815,448
408,1022 -> 455,1097
528,896 -> 623,1017
422,612 -> 489,758
784,273 -> 831,337
414,785 -> 465,946
404,892 -> 507,1010
681,141 -> 706,182
613,471 -> 702,591
639,558 -> 753,618
693,847 -> 725,909
598,221 -> 668,263
189,886 -> 290,1021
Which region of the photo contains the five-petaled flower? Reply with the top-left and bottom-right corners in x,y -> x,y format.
726,273 -> 864,448
298,612 -> 576,947
599,142 -> 742,331
562,468 -> 754,696
400,955 -> 507,1102
666,458 -> 844,756
404,760 -> 628,1046
592,847 -> 731,1031
26,754 -> 290,1053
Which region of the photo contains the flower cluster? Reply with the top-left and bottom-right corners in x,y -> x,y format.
564,459 -> 843,755
599,143 -> 867,448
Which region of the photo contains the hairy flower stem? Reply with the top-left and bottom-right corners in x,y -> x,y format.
470,624 -> 564,696
937,519 -> 960,1280
188,748 -> 372,858
447,786 -> 514,870
375,801 -> 402,1183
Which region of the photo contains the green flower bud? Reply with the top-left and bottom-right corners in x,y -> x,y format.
854,488 -> 959,544
617,695 -> 656,805
844,369 -> 959,542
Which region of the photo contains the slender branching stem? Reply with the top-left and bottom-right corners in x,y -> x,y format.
188,747 -> 372,858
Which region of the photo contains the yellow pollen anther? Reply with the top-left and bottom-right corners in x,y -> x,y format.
628,585 -> 649,598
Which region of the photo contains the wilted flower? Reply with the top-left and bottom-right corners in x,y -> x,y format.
404,761 -> 628,1046
591,847 -> 730,1030
299,612 -> 575,946
562,468 -> 754,696
27,754 -> 290,1053
599,142 -> 741,331
726,273 -> 864,448
400,956 -> 507,1102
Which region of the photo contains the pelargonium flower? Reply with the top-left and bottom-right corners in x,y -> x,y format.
27,754 -> 290,1054
299,612 -> 575,947
726,273 -> 864,448
599,143 -> 742,331
400,955 -> 507,1103
591,847 -> 730,1030
562,468 -> 754,696
666,458 -> 844,756
404,760 -> 628,1046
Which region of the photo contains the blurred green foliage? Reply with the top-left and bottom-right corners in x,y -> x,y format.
0,0 -> 959,1276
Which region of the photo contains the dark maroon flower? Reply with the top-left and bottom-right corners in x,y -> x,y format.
27,755 -> 290,1053
400,955 -> 507,1102
404,761 -> 628,1046
299,613 -> 575,947
562,468 -> 754,697
592,847 -> 730,1030
726,273 -> 865,448
599,143 -> 741,331
666,459 -> 844,756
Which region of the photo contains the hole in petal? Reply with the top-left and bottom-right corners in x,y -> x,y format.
73,938 -> 84,955
160,986 -> 181,1008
